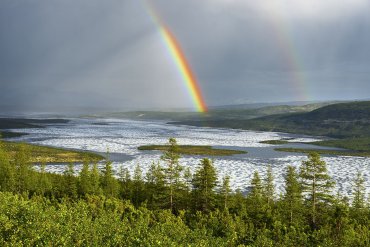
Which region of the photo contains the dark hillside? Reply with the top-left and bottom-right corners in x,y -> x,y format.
287,101 -> 370,121
0,118 -> 70,138
173,101 -> 370,138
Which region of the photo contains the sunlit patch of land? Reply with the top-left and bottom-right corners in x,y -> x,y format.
259,140 -> 290,145
311,137 -> 370,152
275,147 -> 370,157
274,136 -> 370,157
138,145 -> 247,156
1,141 -> 103,163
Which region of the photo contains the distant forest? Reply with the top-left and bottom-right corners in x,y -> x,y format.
0,138 -> 369,246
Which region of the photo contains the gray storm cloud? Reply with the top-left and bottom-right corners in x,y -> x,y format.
0,0 -> 369,112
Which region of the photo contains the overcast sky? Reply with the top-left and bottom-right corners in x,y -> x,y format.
1,0 -> 369,112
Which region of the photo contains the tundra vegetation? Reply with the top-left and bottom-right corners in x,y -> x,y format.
138,144 -> 247,156
0,138 -> 369,246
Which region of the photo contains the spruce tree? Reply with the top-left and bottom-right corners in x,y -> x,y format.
192,158 -> 218,212
283,166 -> 302,225
37,162 -> 52,196
132,164 -> 144,207
264,166 -> 275,207
90,163 -> 101,195
250,171 -> 263,200
161,138 -> 183,212
145,162 -> 166,209
299,152 -> 335,226
183,167 -> 192,192
0,143 -> 15,192
78,160 -> 92,196
118,166 -> 131,200
64,163 -> 77,199
101,160 -> 118,197
352,171 -> 366,209
14,143 -> 32,193
247,171 -> 268,226
221,175 -> 231,210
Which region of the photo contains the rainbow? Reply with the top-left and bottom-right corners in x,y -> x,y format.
267,5 -> 309,101
144,2 -> 207,112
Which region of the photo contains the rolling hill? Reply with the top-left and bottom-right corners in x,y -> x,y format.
85,102 -> 334,122
173,101 -> 370,138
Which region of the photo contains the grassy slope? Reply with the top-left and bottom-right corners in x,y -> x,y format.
1,141 -> 103,163
138,145 -> 247,156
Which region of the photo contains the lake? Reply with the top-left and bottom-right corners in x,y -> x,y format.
8,118 -> 370,197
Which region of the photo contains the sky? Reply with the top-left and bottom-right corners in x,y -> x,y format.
0,0 -> 370,112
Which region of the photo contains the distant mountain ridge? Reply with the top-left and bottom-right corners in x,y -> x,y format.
173,101 -> 370,138
207,100 -> 343,110
86,102 -> 334,122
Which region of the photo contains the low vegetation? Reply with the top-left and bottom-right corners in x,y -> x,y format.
138,144 -> 247,156
0,138 -> 369,245
259,139 -> 290,145
312,137 -> 370,152
1,141 -> 103,163
275,147 -> 370,157
274,137 -> 370,157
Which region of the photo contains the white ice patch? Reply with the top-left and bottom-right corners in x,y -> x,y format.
9,118 -> 370,200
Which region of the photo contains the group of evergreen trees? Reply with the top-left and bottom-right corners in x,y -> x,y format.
0,138 -> 369,246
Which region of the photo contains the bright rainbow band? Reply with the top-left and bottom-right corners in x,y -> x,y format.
145,2 -> 207,112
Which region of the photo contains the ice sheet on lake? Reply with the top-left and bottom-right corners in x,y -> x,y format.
10,118 -> 370,200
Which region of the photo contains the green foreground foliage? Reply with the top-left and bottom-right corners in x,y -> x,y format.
0,138 -> 369,246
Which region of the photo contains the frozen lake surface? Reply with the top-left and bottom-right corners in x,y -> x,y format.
9,118 -> 370,198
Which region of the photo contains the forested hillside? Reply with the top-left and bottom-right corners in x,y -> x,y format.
0,138 -> 369,246
174,101 -> 370,138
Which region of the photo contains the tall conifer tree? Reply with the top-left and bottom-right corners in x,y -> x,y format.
299,152 -> 335,226
264,166 -> 275,207
101,160 -> 118,197
221,175 -> 231,210
161,138 -> 183,212
352,171 -> 366,209
283,166 -> 302,225
192,158 -> 218,212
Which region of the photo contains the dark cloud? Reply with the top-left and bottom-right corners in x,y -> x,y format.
0,0 -> 369,112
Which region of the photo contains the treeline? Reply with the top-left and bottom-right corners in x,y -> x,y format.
0,139 -> 369,246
